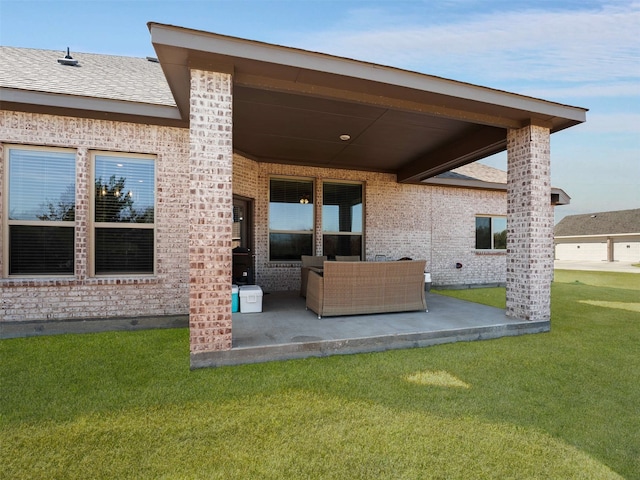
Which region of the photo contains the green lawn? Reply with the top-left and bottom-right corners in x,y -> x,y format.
1,270 -> 639,479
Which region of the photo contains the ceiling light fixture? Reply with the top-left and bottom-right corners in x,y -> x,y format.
339,134 -> 351,141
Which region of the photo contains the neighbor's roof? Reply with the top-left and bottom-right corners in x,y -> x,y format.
555,208 -> 640,237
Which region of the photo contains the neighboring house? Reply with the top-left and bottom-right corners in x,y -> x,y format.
555,209 -> 640,262
0,23 -> 586,366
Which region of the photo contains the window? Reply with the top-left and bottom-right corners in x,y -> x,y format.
93,153 -> 155,275
5,147 -> 76,276
475,216 -> 507,250
269,178 -> 314,261
322,182 -> 363,259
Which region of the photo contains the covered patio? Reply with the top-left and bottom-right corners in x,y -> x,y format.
193,291 -> 548,368
145,23 -> 586,368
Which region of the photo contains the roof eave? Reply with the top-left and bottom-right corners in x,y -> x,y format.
0,87 -> 185,127
421,177 -> 570,205
550,187 -> 571,206
147,22 -> 588,130
421,177 -> 507,191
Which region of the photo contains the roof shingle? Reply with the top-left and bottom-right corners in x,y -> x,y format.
442,163 -> 508,184
555,208 -> 640,236
0,46 -> 175,106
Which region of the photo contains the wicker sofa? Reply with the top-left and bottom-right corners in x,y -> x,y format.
305,260 -> 427,318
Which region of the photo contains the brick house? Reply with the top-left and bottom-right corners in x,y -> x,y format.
0,23 -> 586,366
555,209 -> 640,262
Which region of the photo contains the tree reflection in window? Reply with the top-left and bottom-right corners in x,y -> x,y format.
95,175 -> 154,223
475,216 -> 506,250
93,154 -> 155,275
36,185 -> 76,221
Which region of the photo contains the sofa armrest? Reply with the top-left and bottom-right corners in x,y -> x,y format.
300,256 -> 327,296
300,267 -> 312,297
305,270 -> 324,318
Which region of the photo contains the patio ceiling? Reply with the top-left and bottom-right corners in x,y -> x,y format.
149,23 -> 586,183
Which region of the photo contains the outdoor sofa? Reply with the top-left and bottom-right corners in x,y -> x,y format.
305,260 -> 428,318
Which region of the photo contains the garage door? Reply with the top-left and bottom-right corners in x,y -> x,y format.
614,241 -> 640,262
555,242 -> 607,261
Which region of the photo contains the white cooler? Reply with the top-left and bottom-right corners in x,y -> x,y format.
424,273 -> 432,292
239,285 -> 263,313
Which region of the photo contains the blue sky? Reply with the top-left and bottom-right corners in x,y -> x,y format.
1,0 -> 638,222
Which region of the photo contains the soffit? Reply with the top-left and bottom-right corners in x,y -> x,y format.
150,23 -> 586,182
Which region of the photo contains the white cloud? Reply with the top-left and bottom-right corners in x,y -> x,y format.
300,2 -> 640,91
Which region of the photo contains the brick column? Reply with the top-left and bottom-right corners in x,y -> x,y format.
188,69 -> 234,359
506,124 -> 553,321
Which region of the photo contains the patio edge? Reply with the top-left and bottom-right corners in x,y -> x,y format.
190,320 -> 550,368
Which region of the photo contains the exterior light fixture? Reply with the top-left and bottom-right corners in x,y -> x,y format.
339,134 -> 351,141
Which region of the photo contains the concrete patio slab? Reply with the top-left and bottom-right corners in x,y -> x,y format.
191,291 -> 549,368
2,291 -> 549,368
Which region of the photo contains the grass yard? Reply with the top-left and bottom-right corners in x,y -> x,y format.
1,270 -> 639,479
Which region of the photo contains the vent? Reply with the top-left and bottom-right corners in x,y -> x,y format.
146,56 -> 159,63
57,47 -> 79,66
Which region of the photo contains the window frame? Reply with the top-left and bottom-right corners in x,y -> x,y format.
475,215 -> 507,251
321,180 -> 364,260
3,145 -> 77,278
89,151 -> 157,277
268,176 -> 315,262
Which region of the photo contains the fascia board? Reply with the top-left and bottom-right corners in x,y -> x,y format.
148,23 -> 588,125
0,87 -> 182,121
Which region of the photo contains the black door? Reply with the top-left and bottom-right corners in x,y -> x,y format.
232,196 -> 254,284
